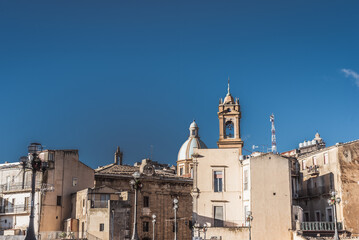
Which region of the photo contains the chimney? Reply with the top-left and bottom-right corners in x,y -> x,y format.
114,146 -> 123,165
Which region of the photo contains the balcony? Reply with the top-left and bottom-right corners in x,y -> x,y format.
307,165 -> 319,176
0,181 -> 42,193
0,204 -> 30,215
301,221 -> 343,232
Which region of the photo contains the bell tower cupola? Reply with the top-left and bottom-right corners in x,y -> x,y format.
217,78 -> 244,154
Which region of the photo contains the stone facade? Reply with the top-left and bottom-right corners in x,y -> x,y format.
95,159 -> 193,240
296,139 -> 359,236
0,149 -> 94,239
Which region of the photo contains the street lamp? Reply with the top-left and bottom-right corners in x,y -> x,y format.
129,171 -> 142,240
194,222 -> 200,238
173,197 -> 178,240
328,191 -> 341,240
21,143 -> 48,240
247,211 -> 253,240
203,223 -> 207,240
152,214 -> 156,240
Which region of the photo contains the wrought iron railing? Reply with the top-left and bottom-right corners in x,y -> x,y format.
300,221 -> 343,231
0,204 -> 30,214
0,181 -> 42,192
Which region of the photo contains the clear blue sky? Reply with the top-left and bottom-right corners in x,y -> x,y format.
1,0 -> 358,168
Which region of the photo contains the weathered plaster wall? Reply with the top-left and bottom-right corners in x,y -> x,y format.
250,153 -> 293,240
339,141 -> 359,236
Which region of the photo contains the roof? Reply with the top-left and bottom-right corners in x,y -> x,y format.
95,163 -> 191,181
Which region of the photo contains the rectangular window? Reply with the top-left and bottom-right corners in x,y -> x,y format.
99,223 -> 104,231
57,196 -> 62,206
326,208 -> 333,222
214,171 -> 223,192
244,170 -> 248,191
302,160 -> 307,170
24,197 -> 29,211
143,221 -> 149,232
48,152 -> 54,161
313,156 -> 317,165
304,212 -> 310,222
324,153 -> 329,165
315,211 -> 321,222
214,206 -> 224,227
180,168 -> 183,176
72,177 -> 78,187
143,196 -> 149,208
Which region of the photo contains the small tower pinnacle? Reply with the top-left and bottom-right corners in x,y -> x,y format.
227,76 -> 230,95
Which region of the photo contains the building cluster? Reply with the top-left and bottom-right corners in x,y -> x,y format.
0,83 -> 359,240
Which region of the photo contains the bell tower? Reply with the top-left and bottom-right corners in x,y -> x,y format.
217,78 -> 243,154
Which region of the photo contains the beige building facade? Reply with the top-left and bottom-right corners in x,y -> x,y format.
191,84 -> 294,240
0,149 -> 94,239
296,139 -> 359,236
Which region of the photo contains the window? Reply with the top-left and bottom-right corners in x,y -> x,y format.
326,207 -> 333,222
225,121 -> 234,138
143,221 -> 149,232
83,199 -> 85,207
180,167 -> 183,176
57,196 -> 62,206
304,212 -> 310,222
24,197 -> 29,211
243,170 -> 248,191
313,156 -> 317,165
315,211 -> 321,221
214,206 -> 224,227
302,160 -> 307,170
143,196 -> 149,208
324,153 -> 329,165
214,171 -> 223,192
72,177 -> 78,187
192,130 -> 195,136
48,152 -> 54,161
190,167 -> 193,179
99,223 -> 104,231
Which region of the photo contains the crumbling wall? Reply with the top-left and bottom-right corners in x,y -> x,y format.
339,141 -> 359,236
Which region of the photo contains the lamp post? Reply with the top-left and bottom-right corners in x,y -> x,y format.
152,214 -> 156,240
173,197 -> 178,240
247,211 -> 253,240
22,143 -> 48,240
111,209 -> 115,240
328,191 -> 341,240
129,171 -> 142,240
194,222 -> 200,238
203,223 -> 207,240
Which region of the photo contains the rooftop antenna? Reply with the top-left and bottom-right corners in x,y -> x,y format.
270,114 -> 277,154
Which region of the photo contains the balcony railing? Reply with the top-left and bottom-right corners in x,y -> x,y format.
0,204 -> 31,214
307,165 -> 319,176
300,222 -> 343,231
0,181 -> 42,192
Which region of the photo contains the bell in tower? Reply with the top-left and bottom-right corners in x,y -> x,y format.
217,78 -> 244,154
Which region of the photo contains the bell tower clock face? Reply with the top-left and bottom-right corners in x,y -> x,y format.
225,121 -> 234,138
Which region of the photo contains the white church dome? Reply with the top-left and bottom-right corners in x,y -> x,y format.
178,121 -> 207,161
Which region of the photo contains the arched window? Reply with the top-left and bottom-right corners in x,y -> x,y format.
225,121 -> 234,138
